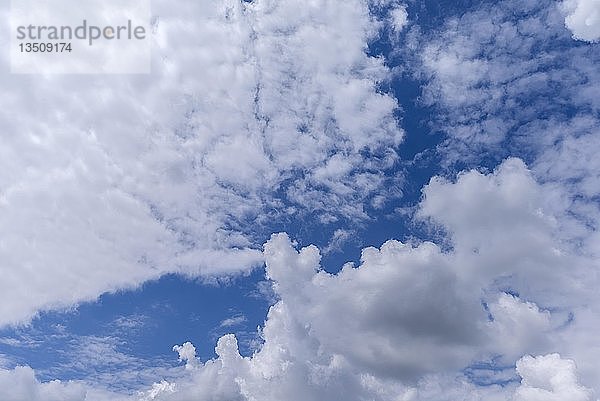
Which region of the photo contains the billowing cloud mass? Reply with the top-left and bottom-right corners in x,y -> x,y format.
0,353 -> 589,401
410,4 -> 600,389
0,0 -> 402,326
132,159 -> 593,401
0,158 -> 590,401
562,0 -> 600,42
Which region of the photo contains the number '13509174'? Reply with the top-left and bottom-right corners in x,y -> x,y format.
19,42 -> 72,52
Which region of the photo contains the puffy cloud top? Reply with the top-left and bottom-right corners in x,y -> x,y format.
515,354 -> 592,401
563,0 -> 600,42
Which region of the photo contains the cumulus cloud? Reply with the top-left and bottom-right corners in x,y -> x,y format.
123,1 -> 600,399
128,159 -> 595,400
136,197 -> 594,400
562,0 -> 600,42
411,0 -> 600,321
514,354 -> 593,401
172,342 -> 199,371
0,157 -> 598,400
139,381 -> 175,401
407,4 -> 600,390
417,158 -> 575,300
487,294 -> 552,361
264,233 -> 486,381
0,353 -> 589,401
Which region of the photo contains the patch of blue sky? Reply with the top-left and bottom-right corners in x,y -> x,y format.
0,269 -> 270,387
464,357 -> 518,387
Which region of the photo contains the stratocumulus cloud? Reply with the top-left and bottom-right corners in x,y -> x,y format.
0,0 -> 402,326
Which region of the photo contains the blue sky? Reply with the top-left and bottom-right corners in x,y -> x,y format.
0,0 -> 599,400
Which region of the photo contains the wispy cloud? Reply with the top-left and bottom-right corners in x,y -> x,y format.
219,315 -> 247,328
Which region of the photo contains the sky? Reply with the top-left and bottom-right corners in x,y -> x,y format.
0,0 -> 599,400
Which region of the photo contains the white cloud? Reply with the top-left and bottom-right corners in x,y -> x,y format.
415,0 -> 600,172
263,233 -> 486,381
411,0 -> 600,320
0,337 -> 22,347
514,354 -> 593,401
139,381 -> 175,401
0,0 -> 402,326
112,315 -> 148,331
0,157 -> 598,400
390,5 -> 409,32
219,315 -> 248,328
172,342 -> 199,371
2,0 -> 600,399
50,335 -> 179,393
562,0 -> 600,42
0,366 -> 125,401
487,294 -> 552,361
322,228 -> 355,254
135,158 -> 597,399
139,206 -> 595,400
417,158 -> 574,300
0,355 -> 11,369
1,353 -> 589,401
